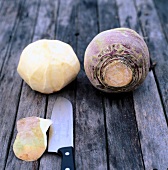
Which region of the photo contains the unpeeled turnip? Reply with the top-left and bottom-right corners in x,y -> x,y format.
84,28 -> 150,93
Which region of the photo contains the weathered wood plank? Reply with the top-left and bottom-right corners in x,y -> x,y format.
133,72 -> 168,169
40,0 -> 77,169
0,0 -> 40,169
0,1 -> 167,170
104,93 -> 144,170
5,0 -> 59,169
116,0 -> 168,169
6,90 -> 46,170
97,0 -> 119,32
0,0 -> 4,12
75,84 -> 107,170
55,0 -> 77,50
75,0 -> 107,169
0,0 -> 21,74
116,0 -> 141,33
153,0 -> 168,41
39,153 -> 61,170
33,0 -> 58,41
135,0 -> 168,118
33,0 -> 61,169
133,0 -> 168,168
44,85 -> 76,170
98,0 -> 144,169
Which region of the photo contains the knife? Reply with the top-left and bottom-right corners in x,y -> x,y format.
48,97 -> 75,170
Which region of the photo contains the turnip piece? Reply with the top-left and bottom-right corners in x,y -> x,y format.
13,117 -> 52,161
84,28 -> 150,93
17,39 -> 80,94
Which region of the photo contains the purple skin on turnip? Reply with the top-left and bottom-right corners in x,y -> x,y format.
84,28 -> 150,93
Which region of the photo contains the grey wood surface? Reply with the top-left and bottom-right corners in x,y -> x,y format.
76,0 -> 107,169
5,0 -> 56,169
98,0 -> 144,169
0,0 -> 40,169
0,0 -> 21,74
134,72 -> 168,170
42,0 -> 76,169
117,0 -> 168,169
135,0 -> 168,118
153,0 -> 168,42
0,0 -> 4,12
0,0 -> 168,170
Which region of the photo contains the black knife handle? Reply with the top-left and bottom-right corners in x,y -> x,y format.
58,146 -> 75,170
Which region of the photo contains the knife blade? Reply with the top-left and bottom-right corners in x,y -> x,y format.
48,97 -> 75,170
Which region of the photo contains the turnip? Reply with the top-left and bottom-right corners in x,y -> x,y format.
17,40 -> 80,94
84,28 -> 150,93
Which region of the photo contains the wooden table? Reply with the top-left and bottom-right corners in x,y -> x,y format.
0,0 -> 168,169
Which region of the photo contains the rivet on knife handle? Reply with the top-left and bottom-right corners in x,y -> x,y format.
58,146 -> 75,170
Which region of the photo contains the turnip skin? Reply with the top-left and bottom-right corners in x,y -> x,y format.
13,117 -> 52,161
84,28 -> 150,93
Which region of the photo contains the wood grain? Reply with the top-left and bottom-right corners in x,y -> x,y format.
75,83 -> 107,170
116,0 -> 141,33
75,0 -> 107,169
1,0 -> 40,169
133,72 -> 168,169
42,0 -> 77,169
5,0 -> 59,169
153,0 -> 168,41
0,0 -> 4,11
33,0 -> 60,169
97,0 -> 119,32
98,0 -> 144,169
0,0 -> 21,73
116,0 -> 168,169
133,0 -> 168,169
135,0 -> 168,118
33,0 -> 58,41
104,93 -> 144,170
117,0 -> 168,169
0,0 -> 167,169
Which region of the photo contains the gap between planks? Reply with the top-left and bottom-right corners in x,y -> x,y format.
98,0 -> 144,169
3,0 -> 42,169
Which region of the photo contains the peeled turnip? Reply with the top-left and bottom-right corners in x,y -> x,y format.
17,39 -> 80,94
84,28 -> 150,93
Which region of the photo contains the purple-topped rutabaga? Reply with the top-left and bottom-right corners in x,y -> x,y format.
84,28 -> 150,93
